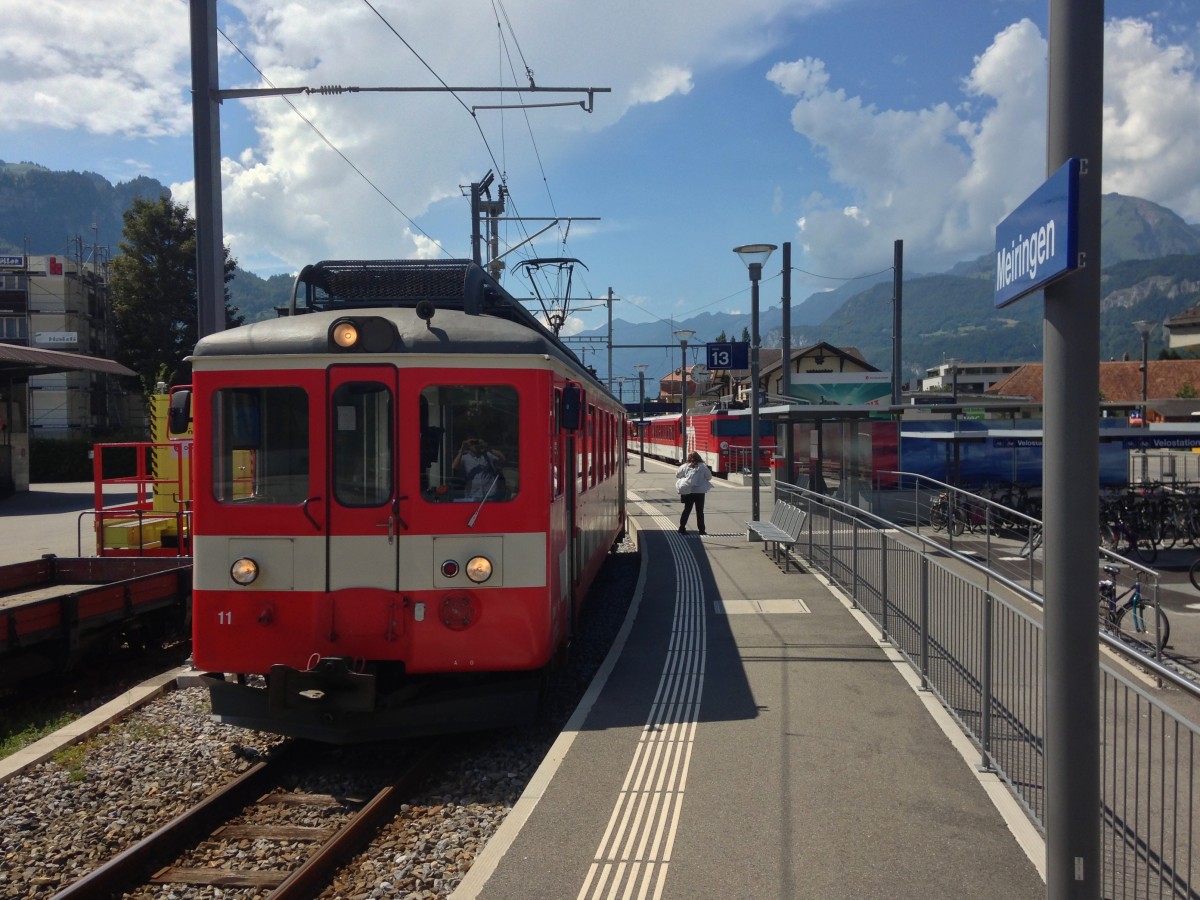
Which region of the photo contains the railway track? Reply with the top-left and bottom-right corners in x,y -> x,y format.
53,739 -> 443,899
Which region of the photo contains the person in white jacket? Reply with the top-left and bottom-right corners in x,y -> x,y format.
675,451 -> 713,535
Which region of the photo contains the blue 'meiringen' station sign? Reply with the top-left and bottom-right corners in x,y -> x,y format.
993,158 -> 1080,309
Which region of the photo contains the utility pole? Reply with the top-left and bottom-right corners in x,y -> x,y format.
190,0 -> 224,340
892,239 -> 903,405
607,287 -> 613,390
1043,0 -> 1102,896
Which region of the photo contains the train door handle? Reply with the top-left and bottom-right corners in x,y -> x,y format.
376,516 -> 395,543
303,496 -> 323,531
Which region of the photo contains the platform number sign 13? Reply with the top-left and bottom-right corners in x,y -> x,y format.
706,342 -> 748,370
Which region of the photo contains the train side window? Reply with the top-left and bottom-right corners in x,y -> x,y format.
332,382 -> 393,507
419,384 -> 519,503
212,387 -> 309,504
552,389 -> 563,498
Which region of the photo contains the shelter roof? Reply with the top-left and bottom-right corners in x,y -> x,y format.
0,343 -> 136,380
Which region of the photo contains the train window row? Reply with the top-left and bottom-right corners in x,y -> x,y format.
209,383 -> 521,507
207,381 -> 618,508
576,402 -> 620,492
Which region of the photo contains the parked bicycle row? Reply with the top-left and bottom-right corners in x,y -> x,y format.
927,481 -> 1041,537
926,481 -> 1200,566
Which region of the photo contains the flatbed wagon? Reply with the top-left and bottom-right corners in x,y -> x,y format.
0,555 -> 191,687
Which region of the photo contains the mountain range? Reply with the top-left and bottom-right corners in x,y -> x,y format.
4,161 -> 1200,387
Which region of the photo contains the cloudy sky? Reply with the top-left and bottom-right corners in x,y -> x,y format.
3,0 -> 1199,340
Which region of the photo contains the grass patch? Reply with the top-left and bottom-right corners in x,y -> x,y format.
0,710 -> 81,760
52,742 -> 88,781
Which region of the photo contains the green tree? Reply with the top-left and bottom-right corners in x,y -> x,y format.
740,326 -> 751,344
109,196 -> 241,393
715,330 -> 727,342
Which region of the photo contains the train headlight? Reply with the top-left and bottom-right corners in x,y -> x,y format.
440,559 -> 460,578
719,441 -> 729,450
230,557 -> 260,585
465,555 -> 493,583
331,320 -> 359,349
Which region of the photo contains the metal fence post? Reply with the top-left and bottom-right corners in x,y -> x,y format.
806,496 -> 814,559
880,534 -> 889,644
919,555 -> 930,691
827,506 -> 835,577
851,523 -> 859,609
979,593 -> 994,772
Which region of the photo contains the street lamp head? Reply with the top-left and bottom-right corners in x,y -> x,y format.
733,243 -> 778,274
1133,319 -> 1156,338
673,329 -> 696,347
633,363 -> 648,373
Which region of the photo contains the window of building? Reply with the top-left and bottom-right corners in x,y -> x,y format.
0,316 -> 27,341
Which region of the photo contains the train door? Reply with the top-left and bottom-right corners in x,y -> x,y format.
326,365 -> 401,591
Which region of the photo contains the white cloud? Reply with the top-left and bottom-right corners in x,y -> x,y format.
0,0 -> 190,137
1103,17 -> 1200,216
770,16 -> 1200,276
629,66 -> 694,105
6,0 -> 1195,303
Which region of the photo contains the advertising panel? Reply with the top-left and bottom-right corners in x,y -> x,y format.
788,372 -> 892,406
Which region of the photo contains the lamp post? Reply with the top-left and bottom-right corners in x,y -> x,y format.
947,358 -> 961,404
1134,319 -> 1155,419
673,329 -> 695,456
734,243 -> 777,525
634,364 -> 648,472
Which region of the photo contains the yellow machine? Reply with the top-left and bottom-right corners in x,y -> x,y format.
94,389 -> 193,556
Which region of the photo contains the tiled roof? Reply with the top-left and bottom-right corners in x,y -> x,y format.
986,360 -> 1200,403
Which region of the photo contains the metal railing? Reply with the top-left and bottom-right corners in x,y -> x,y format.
773,480 -> 1199,898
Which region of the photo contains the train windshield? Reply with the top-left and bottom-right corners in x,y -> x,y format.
711,419 -> 774,437
420,384 -> 518,502
212,387 -> 310,504
332,382 -> 393,506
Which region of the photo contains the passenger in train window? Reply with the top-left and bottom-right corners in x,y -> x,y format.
454,438 -> 508,500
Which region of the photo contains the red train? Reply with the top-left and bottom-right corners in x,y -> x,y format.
182,260 -> 626,743
633,409 -> 775,476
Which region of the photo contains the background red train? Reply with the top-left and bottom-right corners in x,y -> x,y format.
631,408 -> 775,476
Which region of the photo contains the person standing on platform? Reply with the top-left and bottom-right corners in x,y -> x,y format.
675,451 -> 713,535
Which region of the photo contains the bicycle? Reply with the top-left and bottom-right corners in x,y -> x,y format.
1098,564 -> 1170,653
1188,556 -> 1200,592
929,492 -> 964,536
1099,503 -> 1158,564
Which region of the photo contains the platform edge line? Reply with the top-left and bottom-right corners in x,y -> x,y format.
449,519 -> 652,899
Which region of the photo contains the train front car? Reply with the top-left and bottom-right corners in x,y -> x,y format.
690,410 -> 776,477
188,260 -> 625,743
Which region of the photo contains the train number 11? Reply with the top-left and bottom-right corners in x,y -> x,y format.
218,610 -> 233,625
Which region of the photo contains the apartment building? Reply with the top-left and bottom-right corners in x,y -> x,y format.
0,252 -> 137,438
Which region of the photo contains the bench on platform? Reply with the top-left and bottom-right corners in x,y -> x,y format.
747,500 -> 807,571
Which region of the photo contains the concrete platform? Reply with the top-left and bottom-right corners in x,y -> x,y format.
453,461 -> 1045,899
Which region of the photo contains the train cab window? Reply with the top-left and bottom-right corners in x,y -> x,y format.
212,387 -> 309,504
332,382 -> 393,506
419,385 -> 519,503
